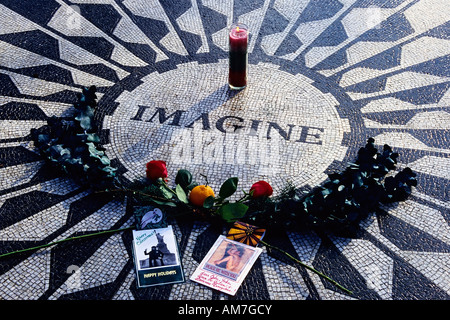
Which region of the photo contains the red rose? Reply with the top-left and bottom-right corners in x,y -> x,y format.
146,160 -> 168,180
250,181 -> 273,198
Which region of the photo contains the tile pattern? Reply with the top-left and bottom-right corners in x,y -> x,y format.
104,60 -> 350,195
0,0 -> 448,300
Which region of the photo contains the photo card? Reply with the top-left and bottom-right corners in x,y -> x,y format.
132,225 -> 184,288
190,235 -> 262,295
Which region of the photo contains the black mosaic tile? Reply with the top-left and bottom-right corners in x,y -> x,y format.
76,64 -> 120,83
358,47 -> 402,71
66,36 -> 115,61
299,0 -> 344,22
359,13 -> 415,42
259,7 -> 289,36
314,49 -> 348,70
0,0 -> 60,26
0,30 -> 60,61
133,16 -> 170,46
14,65 -> 75,85
0,102 -> 48,121
392,82 -> 449,104
378,210 -> 450,252
312,240 -> 381,299
0,74 -> 21,96
77,4 -> 122,35
0,146 -> 43,167
414,172 -> 449,202
392,259 -> 450,300
0,190 -> 73,229
231,259 -> 271,300
45,233 -> 114,299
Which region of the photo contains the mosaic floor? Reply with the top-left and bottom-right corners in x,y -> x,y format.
0,0 -> 448,300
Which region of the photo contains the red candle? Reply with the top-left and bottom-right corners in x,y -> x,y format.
229,23 -> 248,90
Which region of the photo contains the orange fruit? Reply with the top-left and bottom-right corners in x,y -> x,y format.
189,185 -> 215,207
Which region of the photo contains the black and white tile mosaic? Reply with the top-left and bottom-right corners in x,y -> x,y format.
0,0 -> 448,300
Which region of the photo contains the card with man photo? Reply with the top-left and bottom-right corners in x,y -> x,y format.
132,225 -> 184,288
190,235 -> 262,295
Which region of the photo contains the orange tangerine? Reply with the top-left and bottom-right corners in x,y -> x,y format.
189,185 -> 215,207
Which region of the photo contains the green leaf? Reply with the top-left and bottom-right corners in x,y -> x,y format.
203,195 -> 215,209
219,177 -> 239,199
187,182 -> 199,190
99,156 -> 111,165
218,202 -> 248,222
75,106 -> 95,131
148,198 -> 177,207
159,185 -> 174,200
86,133 -> 100,143
100,166 -> 116,177
175,184 -> 188,204
49,144 -> 69,158
37,134 -> 51,145
175,169 -> 193,190
86,142 -> 104,159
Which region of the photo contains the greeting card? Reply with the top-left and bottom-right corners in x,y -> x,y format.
190,235 -> 262,295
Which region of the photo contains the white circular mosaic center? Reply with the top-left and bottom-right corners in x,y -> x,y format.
104,61 -> 350,193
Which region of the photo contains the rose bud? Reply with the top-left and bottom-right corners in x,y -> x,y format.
146,160 -> 168,180
250,180 -> 273,198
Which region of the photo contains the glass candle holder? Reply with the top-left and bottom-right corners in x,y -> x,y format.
228,23 -> 248,90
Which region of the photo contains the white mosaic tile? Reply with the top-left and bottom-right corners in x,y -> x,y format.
0,248 -> 51,299
168,223 -> 212,300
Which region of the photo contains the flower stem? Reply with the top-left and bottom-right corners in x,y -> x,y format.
161,180 -> 178,197
260,239 -> 353,295
236,192 -> 252,203
0,226 -> 134,259
95,188 -> 178,204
